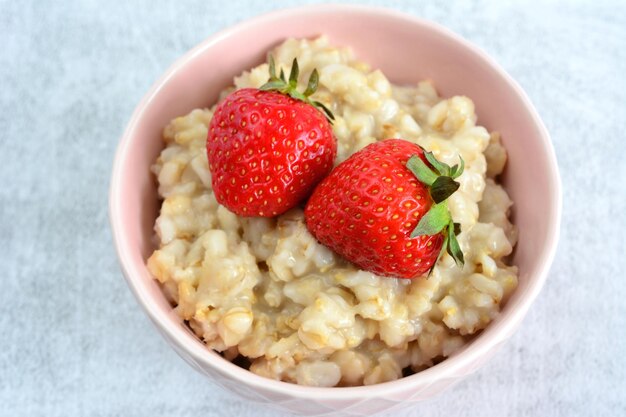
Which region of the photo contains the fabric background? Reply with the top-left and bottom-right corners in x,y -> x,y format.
1,0 -> 624,416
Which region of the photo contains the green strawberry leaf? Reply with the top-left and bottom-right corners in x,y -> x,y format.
446,221 -> 464,266
288,90 -> 307,102
268,55 -> 277,80
450,155 -> 465,178
313,101 -> 335,121
411,201 -> 451,237
430,176 -> 460,203
303,69 -> 319,97
288,58 -> 299,89
406,155 -> 438,186
424,151 -> 450,176
260,80 -> 287,92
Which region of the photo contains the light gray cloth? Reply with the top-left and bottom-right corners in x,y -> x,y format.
1,0 -> 624,416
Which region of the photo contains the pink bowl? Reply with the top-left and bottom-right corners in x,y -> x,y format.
110,5 -> 561,416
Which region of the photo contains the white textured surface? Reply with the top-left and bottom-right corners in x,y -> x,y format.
1,0 -> 625,416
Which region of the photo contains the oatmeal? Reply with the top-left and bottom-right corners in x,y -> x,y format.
147,37 -> 518,387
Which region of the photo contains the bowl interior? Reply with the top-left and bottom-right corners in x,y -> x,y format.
111,5 -> 559,393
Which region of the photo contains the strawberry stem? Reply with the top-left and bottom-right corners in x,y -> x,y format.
260,56 -> 335,124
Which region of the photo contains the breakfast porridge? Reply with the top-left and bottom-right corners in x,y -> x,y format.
147,37 -> 518,387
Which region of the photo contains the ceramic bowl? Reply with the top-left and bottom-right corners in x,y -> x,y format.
110,5 -> 561,416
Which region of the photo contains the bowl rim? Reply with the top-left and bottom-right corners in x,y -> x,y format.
110,3 -> 562,399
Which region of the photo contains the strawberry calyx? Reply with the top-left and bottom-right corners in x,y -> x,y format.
260,56 -> 335,123
406,149 -> 465,271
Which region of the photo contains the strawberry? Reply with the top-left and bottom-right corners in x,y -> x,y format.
304,139 -> 464,278
206,57 -> 336,217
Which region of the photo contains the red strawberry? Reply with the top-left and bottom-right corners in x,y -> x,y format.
207,58 -> 336,217
304,139 -> 464,278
